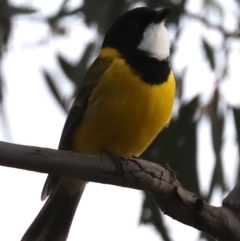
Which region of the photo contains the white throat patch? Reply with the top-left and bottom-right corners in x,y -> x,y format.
138,21 -> 170,60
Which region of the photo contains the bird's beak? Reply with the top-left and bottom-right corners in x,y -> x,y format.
154,8 -> 171,23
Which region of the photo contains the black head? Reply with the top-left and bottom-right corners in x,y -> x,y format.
102,7 -> 171,54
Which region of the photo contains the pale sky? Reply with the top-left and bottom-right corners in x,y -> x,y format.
0,0 -> 239,240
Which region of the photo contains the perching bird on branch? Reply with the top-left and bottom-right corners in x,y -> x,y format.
22,7 -> 175,241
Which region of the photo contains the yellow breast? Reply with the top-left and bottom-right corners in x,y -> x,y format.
72,48 -> 175,157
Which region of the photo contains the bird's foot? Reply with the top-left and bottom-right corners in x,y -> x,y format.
160,163 -> 178,180
104,150 -> 126,175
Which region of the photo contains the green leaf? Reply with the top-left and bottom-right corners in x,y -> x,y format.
232,107 -> 240,146
57,55 -> 75,82
57,42 -> 95,91
140,192 -> 172,241
202,38 -> 215,70
232,107 -> 240,180
42,70 -> 69,113
0,3 -> 36,20
205,88 -> 226,200
207,89 -> 224,155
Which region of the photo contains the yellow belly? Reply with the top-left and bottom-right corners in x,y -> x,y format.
72,50 -> 175,158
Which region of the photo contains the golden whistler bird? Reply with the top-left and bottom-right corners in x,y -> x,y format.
22,7 -> 175,241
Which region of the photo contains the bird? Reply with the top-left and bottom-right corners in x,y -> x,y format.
21,7 -> 175,241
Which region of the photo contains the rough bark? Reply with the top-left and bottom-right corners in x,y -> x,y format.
0,140 -> 240,240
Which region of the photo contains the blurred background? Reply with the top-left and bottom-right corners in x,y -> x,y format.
0,0 -> 240,240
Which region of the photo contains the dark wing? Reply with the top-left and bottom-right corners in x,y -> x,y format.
41,56 -> 113,200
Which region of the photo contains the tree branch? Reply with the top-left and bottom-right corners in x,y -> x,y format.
0,140 -> 240,240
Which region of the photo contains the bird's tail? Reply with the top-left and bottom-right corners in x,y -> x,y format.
21,180 -> 85,241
